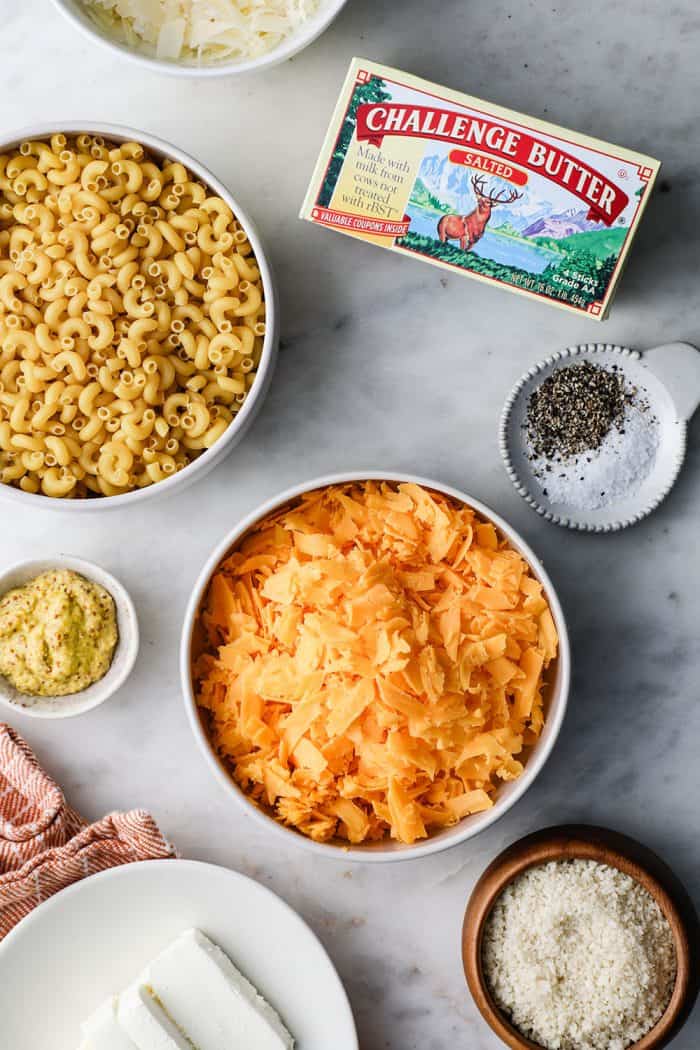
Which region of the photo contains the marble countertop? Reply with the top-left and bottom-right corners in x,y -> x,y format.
2,2 -> 700,1047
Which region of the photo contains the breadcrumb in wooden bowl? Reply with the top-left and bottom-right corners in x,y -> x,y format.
462,825 -> 699,1050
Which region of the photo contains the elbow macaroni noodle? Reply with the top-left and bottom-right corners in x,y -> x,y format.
0,134 -> 266,498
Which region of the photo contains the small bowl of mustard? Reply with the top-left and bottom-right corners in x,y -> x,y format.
0,555 -> 139,718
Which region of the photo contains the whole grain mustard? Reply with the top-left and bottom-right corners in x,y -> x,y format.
0,569 -> 118,696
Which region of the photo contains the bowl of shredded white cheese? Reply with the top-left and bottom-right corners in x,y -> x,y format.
50,0 -> 348,76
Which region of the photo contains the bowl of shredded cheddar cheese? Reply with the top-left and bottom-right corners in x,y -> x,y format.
181,474 -> 570,860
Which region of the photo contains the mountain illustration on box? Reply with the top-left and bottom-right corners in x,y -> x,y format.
521,210 -> 603,237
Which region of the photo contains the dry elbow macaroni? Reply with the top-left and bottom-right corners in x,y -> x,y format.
0,134 -> 266,498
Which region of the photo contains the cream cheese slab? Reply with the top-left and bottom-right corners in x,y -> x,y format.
301,58 -> 661,319
142,928 -> 294,1049
81,997 -> 138,1050
117,984 -> 193,1050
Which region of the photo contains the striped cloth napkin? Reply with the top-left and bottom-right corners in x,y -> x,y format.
0,723 -> 174,941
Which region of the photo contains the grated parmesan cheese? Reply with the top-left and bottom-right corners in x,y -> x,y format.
482,860 -> 677,1050
80,0 -> 320,64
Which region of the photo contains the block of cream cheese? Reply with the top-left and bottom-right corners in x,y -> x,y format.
141,928 -> 294,1050
81,996 -> 137,1050
117,984 -> 193,1050
301,58 -> 660,319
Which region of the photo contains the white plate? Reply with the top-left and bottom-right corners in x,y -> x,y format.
500,342 -> 700,531
0,859 -> 358,1050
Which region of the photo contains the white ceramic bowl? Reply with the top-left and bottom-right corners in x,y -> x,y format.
181,472 -> 571,862
0,122 -> 278,514
49,0 -> 349,77
500,342 -> 700,532
0,555 -> 139,719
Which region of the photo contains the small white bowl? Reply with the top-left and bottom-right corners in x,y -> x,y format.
181,472 -> 571,863
0,122 -> 278,514
500,342 -> 700,532
0,555 -> 139,719
49,0 -> 349,78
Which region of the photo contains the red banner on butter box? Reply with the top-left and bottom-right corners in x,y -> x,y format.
356,103 -> 629,226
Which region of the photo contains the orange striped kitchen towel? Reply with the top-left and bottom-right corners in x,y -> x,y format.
0,724 -> 174,940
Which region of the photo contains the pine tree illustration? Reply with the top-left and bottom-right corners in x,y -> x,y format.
317,77 -> 391,207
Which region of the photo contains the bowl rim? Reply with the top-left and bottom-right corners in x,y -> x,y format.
180,471 -> 572,863
48,0 -> 350,78
0,121 -> 278,513
0,554 -> 140,719
462,824 -> 695,1050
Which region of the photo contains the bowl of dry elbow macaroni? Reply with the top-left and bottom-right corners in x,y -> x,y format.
0,124 -> 277,509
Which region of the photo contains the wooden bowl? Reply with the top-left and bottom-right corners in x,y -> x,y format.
462,825 -> 699,1050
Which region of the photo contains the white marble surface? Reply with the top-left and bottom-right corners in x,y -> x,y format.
2,2 -> 700,1047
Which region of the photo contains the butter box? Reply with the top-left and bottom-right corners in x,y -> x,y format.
300,58 -> 660,319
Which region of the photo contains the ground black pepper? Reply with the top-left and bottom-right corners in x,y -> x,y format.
525,362 -> 631,462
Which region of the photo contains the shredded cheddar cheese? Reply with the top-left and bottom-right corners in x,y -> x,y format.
194,483 -> 558,845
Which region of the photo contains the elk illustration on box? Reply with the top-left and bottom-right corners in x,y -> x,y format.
437,175 -> 523,252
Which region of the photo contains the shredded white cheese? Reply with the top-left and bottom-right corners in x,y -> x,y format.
81,0 -> 320,64
482,860 -> 677,1050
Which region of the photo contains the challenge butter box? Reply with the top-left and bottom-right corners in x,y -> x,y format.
301,59 -> 660,319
